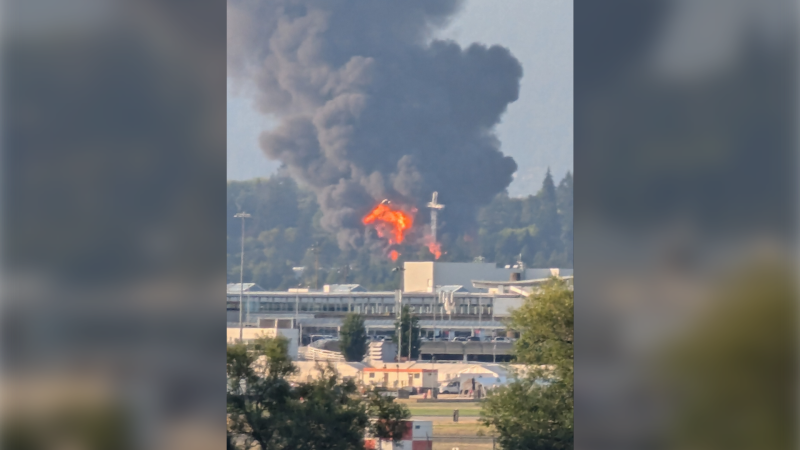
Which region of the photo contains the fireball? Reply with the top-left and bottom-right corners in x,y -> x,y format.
362,203 -> 414,245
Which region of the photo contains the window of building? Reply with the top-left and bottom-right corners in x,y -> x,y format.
369,373 -> 375,378
414,374 -> 420,379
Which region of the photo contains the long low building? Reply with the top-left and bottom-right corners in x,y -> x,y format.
227,289 -> 521,321
227,261 -> 573,345
228,318 -> 511,344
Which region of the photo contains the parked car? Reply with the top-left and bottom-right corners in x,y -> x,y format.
451,336 -> 468,342
491,337 -> 512,343
467,336 -> 481,342
439,380 -> 461,394
310,334 -> 335,343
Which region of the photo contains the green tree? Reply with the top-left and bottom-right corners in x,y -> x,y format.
556,171 -> 573,267
665,264 -> 795,450
366,390 -> 412,442
481,278 -> 574,450
393,305 -> 421,360
340,313 -> 369,362
533,168 -> 562,263
227,171 -> 574,289
227,336 -> 410,450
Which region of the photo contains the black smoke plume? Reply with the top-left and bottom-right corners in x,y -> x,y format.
228,0 -> 522,249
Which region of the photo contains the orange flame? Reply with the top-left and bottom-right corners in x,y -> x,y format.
389,250 -> 400,261
362,203 -> 414,245
426,242 -> 442,259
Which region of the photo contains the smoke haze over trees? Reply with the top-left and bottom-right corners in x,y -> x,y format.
227,0 -> 523,250
227,170 -> 572,290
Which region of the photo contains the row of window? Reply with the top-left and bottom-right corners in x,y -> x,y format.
229,296 -> 496,305
368,373 -> 421,379
245,301 -> 493,315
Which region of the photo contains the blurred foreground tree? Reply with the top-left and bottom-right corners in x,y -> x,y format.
367,390 -> 412,442
340,313 -> 369,362
664,264 -> 796,450
481,278 -> 574,450
227,336 -> 409,449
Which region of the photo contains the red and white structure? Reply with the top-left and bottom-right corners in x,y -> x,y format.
364,420 -> 433,450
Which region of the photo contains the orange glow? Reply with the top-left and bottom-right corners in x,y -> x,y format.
426,242 -> 442,259
362,203 -> 414,245
389,250 -> 400,261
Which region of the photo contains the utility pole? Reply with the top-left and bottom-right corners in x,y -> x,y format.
391,265 -> 405,361
408,311 -> 413,360
392,264 -> 405,292
234,211 -> 251,341
432,293 -> 436,341
312,242 -> 321,290
394,290 -> 402,363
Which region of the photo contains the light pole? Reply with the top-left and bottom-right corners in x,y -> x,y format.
392,265 -> 405,361
408,313 -> 413,360
235,211 -> 251,341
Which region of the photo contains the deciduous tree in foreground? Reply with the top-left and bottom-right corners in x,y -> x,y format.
481,278 -> 574,450
227,336 -> 409,449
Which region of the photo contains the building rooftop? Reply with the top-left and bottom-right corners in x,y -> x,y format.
323,284 -> 366,293
435,285 -> 468,293
227,283 -> 265,293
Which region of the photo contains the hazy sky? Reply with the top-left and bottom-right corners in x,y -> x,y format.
227,0 -> 573,197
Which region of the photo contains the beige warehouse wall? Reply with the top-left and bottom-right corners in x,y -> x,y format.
403,262 -> 434,292
363,370 -> 438,388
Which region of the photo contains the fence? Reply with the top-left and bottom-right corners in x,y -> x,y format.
297,346 -> 345,362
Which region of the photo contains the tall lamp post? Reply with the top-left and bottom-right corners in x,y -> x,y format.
392,265 -> 405,361
235,211 -> 251,340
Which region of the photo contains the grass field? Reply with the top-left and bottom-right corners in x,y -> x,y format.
406,404 -> 481,417
392,400 -> 496,449
397,400 -> 483,418
431,421 -> 497,450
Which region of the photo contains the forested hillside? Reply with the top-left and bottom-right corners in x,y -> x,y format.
227,170 -> 572,291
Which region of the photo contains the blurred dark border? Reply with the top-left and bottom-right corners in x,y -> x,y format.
575,0 -> 797,449
2,1 -> 226,449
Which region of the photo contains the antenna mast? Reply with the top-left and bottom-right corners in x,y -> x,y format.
426,191 -> 445,244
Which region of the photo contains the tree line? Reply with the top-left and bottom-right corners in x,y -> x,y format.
227,169 -> 572,291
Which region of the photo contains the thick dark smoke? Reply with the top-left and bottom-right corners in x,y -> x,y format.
228,0 -> 522,249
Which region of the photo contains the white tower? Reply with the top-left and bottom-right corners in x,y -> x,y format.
426,191 -> 445,244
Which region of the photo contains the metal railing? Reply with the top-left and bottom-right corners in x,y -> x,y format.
297,346 -> 345,362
